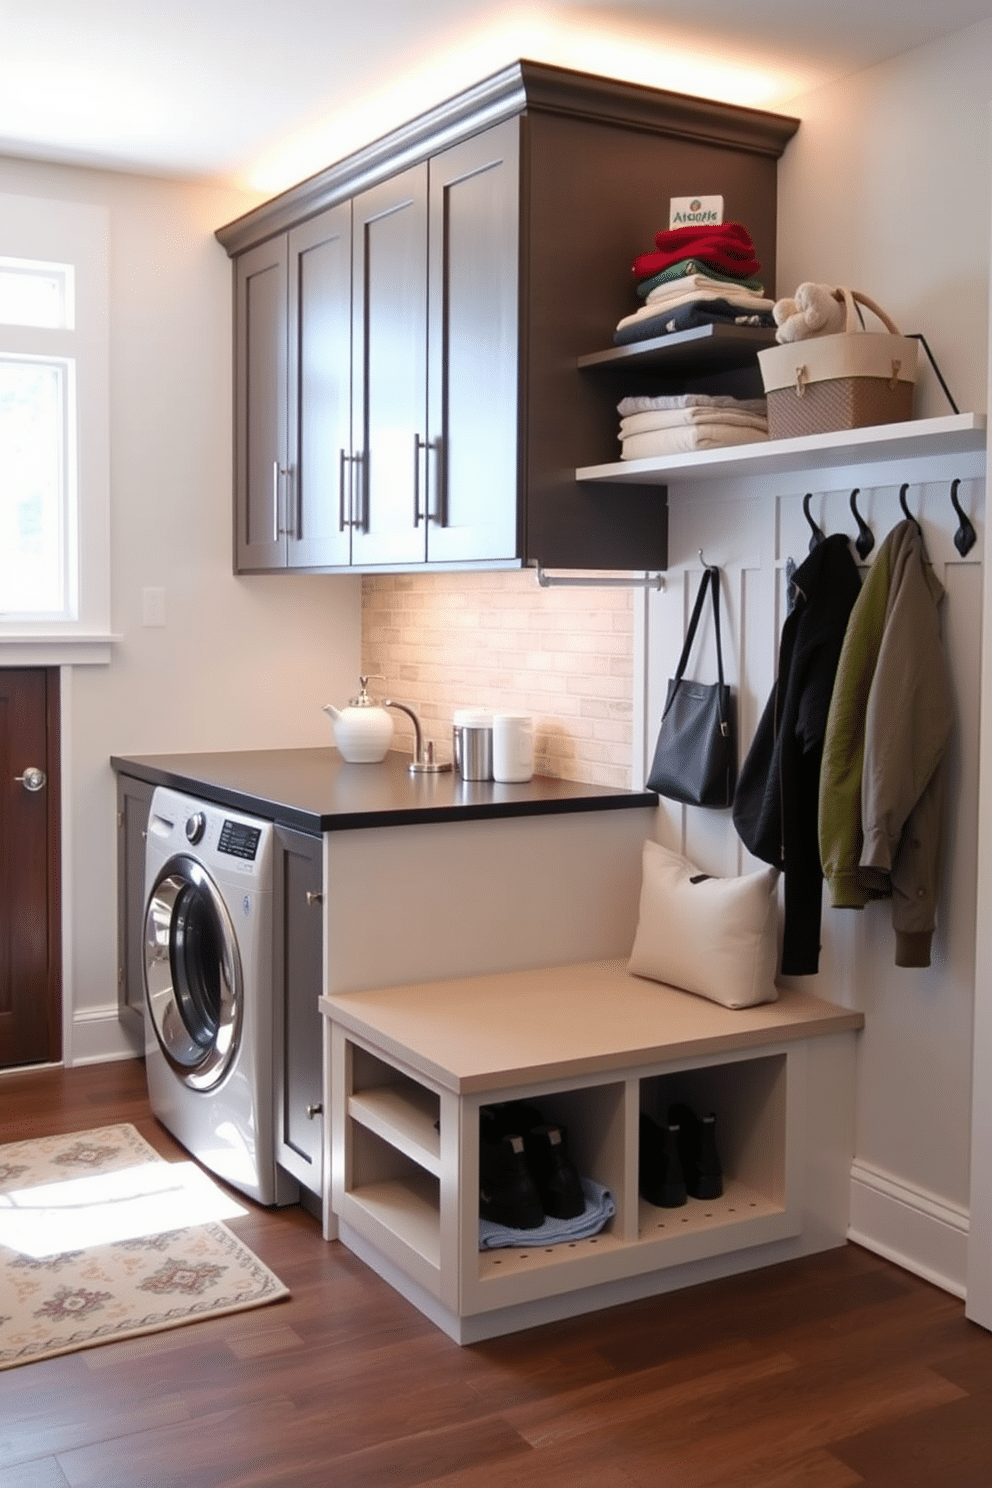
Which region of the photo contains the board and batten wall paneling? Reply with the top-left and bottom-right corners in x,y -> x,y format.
637,452 -> 985,1298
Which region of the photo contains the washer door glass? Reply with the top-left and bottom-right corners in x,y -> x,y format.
143,854 -> 242,1091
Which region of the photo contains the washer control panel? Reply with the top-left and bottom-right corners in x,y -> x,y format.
218,818 -> 262,862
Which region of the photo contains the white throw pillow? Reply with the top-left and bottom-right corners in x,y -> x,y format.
628,840 -> 779,1008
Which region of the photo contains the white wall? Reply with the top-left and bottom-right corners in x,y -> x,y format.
637,20 -> 992,1298
0,155 -> 362,1064
777,18 -> 992,1295
776,20 -> 992,421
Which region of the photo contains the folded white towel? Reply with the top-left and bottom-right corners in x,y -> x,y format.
617,393 -> 767,417
620,424 -> 769,460
615,287 -> 774,333
619,408 -> 767,437
644,272 -> 767,307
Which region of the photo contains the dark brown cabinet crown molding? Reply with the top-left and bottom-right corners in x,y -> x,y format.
215,59 -> 799,256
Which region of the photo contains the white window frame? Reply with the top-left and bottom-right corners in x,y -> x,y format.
0,194 -> 112,664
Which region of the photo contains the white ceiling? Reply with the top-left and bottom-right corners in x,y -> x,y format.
2,0 -> 990,195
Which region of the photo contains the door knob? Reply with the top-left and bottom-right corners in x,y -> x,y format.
305,890 -> 323,907
15,766 -> 46,792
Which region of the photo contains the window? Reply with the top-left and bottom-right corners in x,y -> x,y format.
0,195 -> 110,651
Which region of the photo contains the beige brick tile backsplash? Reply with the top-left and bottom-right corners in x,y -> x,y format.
361,571 -> 634,788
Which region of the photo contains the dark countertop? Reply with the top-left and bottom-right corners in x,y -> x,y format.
111,747 -> 658,835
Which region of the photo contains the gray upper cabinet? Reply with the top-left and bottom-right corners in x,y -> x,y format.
235,234 -> 287,570
235,203 -> 352,570
349,163 -> 429,567
348,124 -> 519,567
426,123 -> 519,565
220,61 -> 799,575
290,206 -> 353,568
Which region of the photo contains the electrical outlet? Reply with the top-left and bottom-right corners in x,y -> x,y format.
142,587 -> 166,627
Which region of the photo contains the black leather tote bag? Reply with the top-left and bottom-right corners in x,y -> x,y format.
646,566 -> 736,808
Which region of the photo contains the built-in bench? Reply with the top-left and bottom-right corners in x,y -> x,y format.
320,957 -> 864,1343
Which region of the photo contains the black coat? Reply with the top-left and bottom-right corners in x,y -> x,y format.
732,533 -> 862,975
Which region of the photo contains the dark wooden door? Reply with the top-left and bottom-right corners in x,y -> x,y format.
426,119 -> 520,563
0,668 -> 60,1067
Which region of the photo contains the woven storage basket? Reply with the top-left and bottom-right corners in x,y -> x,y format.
757,288 -> 918,439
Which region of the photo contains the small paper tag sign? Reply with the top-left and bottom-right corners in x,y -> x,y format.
669,195 -> 724,228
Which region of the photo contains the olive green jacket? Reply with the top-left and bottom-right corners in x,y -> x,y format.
818,520 -> 952,967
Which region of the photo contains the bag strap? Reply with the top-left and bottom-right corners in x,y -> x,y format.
838,286 -> 902,335
663,567 -> 728,725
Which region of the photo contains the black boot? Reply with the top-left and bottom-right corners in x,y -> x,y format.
480,1101 -> 546,1145
639,1112 -> 687,1208
669,1103 -> 723,1200
479,1132 -> 544,1229
525,1123 -> 585,1219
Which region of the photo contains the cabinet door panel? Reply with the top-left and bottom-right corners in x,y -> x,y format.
116,774 -> 153,1053
351,165 -> 429,567
274,826 -> 324,1192
427,121 -> 520,563
288,205 -> 353,568
235,237 -> 288,570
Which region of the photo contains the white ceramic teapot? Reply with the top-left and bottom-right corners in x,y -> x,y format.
322,676 -> 394,763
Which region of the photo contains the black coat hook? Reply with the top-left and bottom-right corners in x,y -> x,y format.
803,492 -> 825,551
899,483 -> 922,535
951,479 -> 976,557
849,488 -> 874,559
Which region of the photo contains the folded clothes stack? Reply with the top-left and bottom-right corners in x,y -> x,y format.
615,222 -> 776,347
617,392 -> 769,459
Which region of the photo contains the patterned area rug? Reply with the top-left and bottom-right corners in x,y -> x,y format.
0,1123 -> 289,1370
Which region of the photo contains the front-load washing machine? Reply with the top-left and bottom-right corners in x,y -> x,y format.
143,785 -> 297,1206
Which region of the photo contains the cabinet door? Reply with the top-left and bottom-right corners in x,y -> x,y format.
274,826 -> 324,1194
426,120 -> 520,564
287,204 -> 354,568
350,164 -> 429,568
115,774 -> 153,1052
234,235 -> 289,571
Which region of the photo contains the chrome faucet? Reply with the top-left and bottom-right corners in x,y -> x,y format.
384,700 -> 452,774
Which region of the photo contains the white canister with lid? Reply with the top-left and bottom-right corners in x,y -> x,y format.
492,713 -> 535,783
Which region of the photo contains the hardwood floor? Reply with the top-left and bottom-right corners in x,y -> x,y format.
2,1059 -> 991,1487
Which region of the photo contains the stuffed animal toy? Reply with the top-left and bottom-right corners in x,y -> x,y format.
772,282 -> 846,344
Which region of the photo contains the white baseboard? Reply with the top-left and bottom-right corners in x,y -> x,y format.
848,1158 -> 969,1299
69,1004 -> 142,1066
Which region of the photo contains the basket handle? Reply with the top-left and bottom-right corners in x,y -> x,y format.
838,286 -> 903,335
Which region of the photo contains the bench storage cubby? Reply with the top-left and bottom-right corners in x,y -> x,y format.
321,958 -> 863,1343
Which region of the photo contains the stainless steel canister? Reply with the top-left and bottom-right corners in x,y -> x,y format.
452,710 -> 493,778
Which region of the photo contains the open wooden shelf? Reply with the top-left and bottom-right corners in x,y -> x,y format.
344,1173 -> 441,1269
348,1084 -> 441,1175
577,323 -> 778,375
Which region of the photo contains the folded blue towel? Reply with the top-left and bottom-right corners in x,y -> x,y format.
478,1176 -> 615,1250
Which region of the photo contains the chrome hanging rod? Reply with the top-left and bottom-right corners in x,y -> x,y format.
534,564 -> 665,591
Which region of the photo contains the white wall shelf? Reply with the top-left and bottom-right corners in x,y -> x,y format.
576,412 -> 986,487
